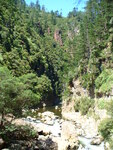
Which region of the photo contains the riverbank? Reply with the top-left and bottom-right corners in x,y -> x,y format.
0,107 -> 105,150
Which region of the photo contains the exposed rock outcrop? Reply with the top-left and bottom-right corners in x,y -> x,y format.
54,30 -> 63,46
62,79 -> 89,113
59,121 -> 79,150
71,79 -> 88,99
62,112 -> 99,138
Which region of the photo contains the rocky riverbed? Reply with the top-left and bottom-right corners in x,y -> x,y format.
3,107 -> 104,150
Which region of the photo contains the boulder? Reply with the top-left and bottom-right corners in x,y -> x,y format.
90,136 -> 103,145
42,111 -> 55,118
41,116 -> 54,125
41,111 -> 57,125
59,121 -> 79,150
61,121 -> 77,141
58,139 -> 78,150
37,137 -> 58,150
0,138 -> 4,149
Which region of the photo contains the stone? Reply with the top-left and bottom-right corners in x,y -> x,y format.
0,138 -> 4,149
10,143 -> 22,149
38,112 -> 41,117
55,106 -> 58,110
105,142 -> 110,150
58,139 -> 78,150
42,111 -> 54,118
61,121 -> 77,141
90,136 -> 103,145
59,121 -> 79,150
41,111 -> 56,125
43,103 -> 46,108
27,116 -> 32,119
31,109 -> 35,113
37,138 -> 58,150
12,118 -> 29,126
54,29 -> 63,46
78,144 -> 86,150
34,146 -> 39,150
41,116 -> 54,125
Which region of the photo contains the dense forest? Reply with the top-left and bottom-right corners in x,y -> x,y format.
0,0 -> 113,102
0,0 -> 113,149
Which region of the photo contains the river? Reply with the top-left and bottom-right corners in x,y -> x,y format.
23,105 -> 105,150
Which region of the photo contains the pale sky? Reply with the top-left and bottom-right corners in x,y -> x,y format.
25,0 -> 88,17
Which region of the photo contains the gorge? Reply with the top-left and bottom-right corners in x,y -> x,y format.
0,0 -> 113,149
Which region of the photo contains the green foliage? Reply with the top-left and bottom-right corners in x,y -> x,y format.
106,99 -> 113,116
74,98 -> 80,112
76,0 -> 113,96
20,73 -> 52,102
0,67 -> 40,126
74,97 -> 94,115
99,99 -> 113,149
0,122 -> 37,142
36,75 -> 53,98
99,118 -> 113,140
0,0 -> 112,101
108,138 -> 113,150
97,99 -> 108,110
95,69 -> 113,94
62,87 -> 71,100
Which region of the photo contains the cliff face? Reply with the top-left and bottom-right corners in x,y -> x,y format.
62,79 -> 109,144
62,79 -> 89,113
54,30 -> 63,46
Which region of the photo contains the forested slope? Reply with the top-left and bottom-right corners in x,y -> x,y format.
0,0 -> 113,106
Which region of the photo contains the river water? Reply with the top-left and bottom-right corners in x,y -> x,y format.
24,106 -> 105,150
78,136 -> 104,150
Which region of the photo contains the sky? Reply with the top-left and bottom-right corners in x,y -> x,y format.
25,0 -> 88,17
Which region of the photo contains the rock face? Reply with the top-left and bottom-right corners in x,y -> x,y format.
62,99 -> 75,113
71,80 -> 88,99
58,121 -> 78,150
62,79 -> 88,113
62,112 -> 99,138
54,29 -> 63,46
61,121 -> 77,141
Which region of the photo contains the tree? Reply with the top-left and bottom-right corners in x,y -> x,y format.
36,0 -> 40,10
0,67 -> 38,127
19,73 -> 53,104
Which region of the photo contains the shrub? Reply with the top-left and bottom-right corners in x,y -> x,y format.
106,99 -> 113,116
97,99 -> 108,110
74,99 -> 80,112
109,138 -> 113,150
0,122 -> 38,142
0,67 -> 39,126
95,69 -> 113,94
79,97 -> 94,115
74,97 -> 94,115
98,118 -> 113,140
